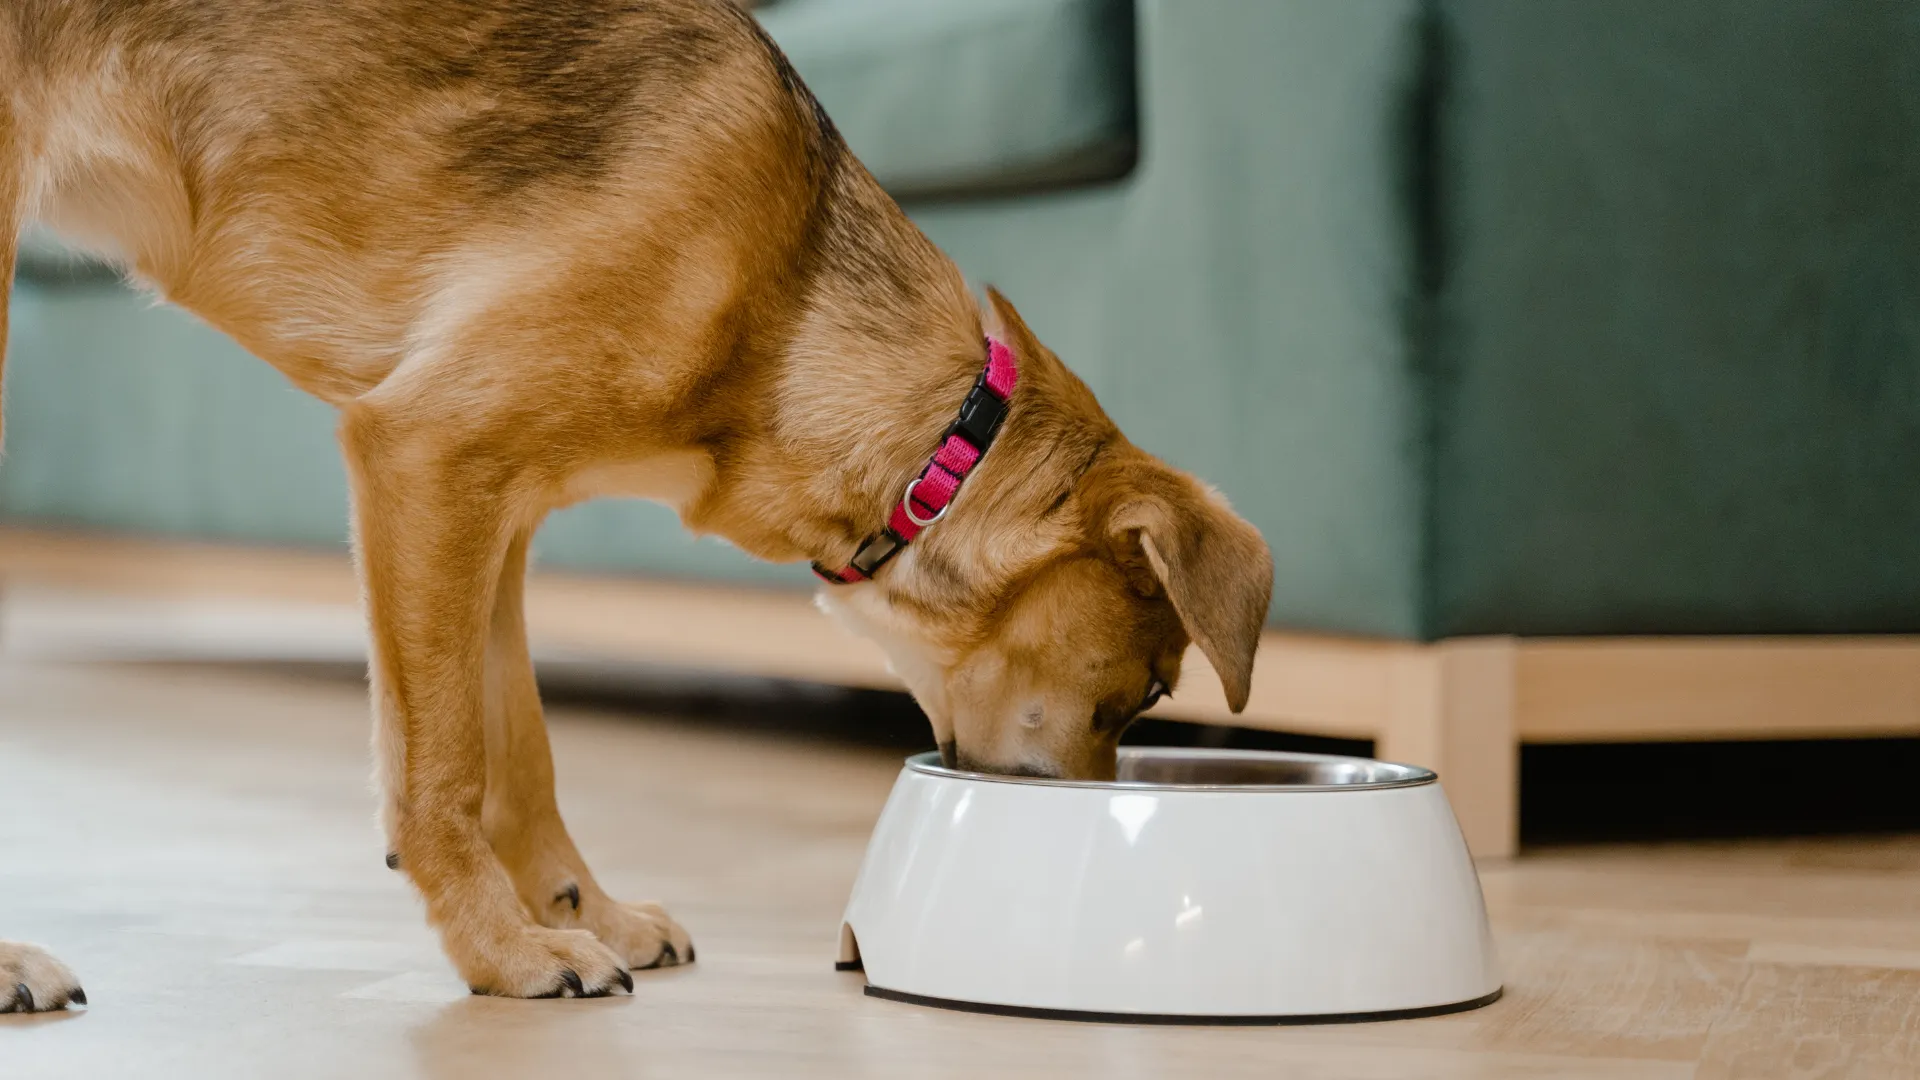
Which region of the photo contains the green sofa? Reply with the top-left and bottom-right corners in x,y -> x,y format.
11,0 -> 1919,641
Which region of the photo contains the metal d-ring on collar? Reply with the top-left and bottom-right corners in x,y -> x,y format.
901,476 -> 950,528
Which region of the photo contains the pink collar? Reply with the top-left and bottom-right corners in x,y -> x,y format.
812,337 -> 1019,584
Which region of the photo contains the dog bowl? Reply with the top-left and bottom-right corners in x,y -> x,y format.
837,747 -> 1501,1024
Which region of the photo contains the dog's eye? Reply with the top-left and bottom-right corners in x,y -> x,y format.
1096,680 -> 1169,735
1139,679 -> 1168,714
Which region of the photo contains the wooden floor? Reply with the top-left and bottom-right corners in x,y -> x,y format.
2,645 -> 1918,1075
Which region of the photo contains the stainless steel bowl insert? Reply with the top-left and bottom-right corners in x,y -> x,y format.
906,747 -> 1436,792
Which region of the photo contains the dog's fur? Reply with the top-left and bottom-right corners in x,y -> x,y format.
0,0 -> 1272,1005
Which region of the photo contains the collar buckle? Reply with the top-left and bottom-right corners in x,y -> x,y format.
948,370 -> 1010,450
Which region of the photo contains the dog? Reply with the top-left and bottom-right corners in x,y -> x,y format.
0,0 -> 1273,1007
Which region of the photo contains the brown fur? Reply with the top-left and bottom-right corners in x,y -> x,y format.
0,0 -> 1271,1000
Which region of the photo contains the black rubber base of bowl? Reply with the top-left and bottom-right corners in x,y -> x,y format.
861,984 -> 1503,1027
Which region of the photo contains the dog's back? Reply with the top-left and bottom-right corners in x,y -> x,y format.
1,0 -> 900,405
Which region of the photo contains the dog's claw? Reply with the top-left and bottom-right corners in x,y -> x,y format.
14,983 -> 32,1013
640,941 -> 677,970
685,942 -> 696,964
554,883 -> 581,911
559,969 -> 585,997
69,987 -> 86,1007
385,851 -> 400,871
616,968 -> 634,993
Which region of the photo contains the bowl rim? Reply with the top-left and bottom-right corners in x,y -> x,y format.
904,747 -> 1438,793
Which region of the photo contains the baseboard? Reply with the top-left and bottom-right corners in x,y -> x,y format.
1516,636 -> 1920,742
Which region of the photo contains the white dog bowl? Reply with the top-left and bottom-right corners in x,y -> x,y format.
837,748 -> 1501,1024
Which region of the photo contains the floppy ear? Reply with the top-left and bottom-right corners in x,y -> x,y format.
1109,474 -> 1273,712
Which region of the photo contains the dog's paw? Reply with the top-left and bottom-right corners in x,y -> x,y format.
579,900 -> 695,971
0,941 -> 85,1013
461,926 -> 632,999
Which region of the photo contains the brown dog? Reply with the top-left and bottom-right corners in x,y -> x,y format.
0,0 -> 1272,1004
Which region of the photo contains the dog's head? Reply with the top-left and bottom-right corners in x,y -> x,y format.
821,290 -> 1272,780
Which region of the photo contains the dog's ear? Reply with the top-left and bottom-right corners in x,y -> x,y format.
983,286 -> 1037,353
1107,466 -> 1272,712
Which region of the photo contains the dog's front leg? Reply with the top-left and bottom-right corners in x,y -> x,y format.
340,402 -> 629,999
481,528 -> 693,970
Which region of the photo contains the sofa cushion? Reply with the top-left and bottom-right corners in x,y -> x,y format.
1430,0 -> 1920,636
759,0 -> 1136,197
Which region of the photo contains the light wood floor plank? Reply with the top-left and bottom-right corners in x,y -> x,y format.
1695,964 -> 1920,1080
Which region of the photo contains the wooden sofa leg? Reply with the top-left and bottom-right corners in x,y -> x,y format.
1379,637 -> 1518,860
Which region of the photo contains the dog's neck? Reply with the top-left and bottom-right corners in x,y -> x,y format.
677,205 -> 955,521
679,177 -> 1094,625
781,269 -> 1003,596
772,285 -> 1096,629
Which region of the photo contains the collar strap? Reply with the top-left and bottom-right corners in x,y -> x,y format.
812,337 -> 1018,584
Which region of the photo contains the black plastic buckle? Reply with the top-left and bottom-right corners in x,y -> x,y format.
948,370 -> 1009,451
